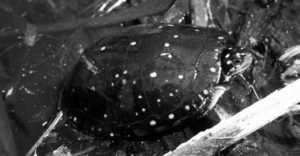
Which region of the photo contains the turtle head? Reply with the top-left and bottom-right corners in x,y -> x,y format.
221,47 -> 253,80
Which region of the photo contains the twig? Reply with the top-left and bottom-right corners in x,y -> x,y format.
0,0 -> 175,38
164,78 -> 300,156
25,111 -> 63,156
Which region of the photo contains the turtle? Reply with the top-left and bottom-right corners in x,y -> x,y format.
60,23 -> 252,140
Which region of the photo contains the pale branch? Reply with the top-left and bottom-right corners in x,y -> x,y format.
164,78 -> 300,156
26,88 -> 65,156
25,111 -> 63,156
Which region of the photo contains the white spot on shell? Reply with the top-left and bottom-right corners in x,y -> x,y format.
175,89 -> 179,92
123,70 -> 128,74
135,112 -> 139,116
115,73 -> 120,78
100,46 -> 106,51
210,67 -> 217,73
178,75 -> 184,79
111,82 -> 115,87
226,60 -> 232,65
195,29 -> 200,32
218,36 -> 225,40
178,18 -> 184,23
130,41 -> 137,46
104,114 -> 108,118
164,43 -> 170,47
169,93 -> 174,97
158,25 -> 164,29
149,120 -> 157,126
132,80 -> 137,85
174,34 -> 179,38
90,86 -> 95,91
185,105 -> 190,110
138,95 -> 143,99
110,133 -> 114,137
42,121 -> 48,126
160,53 -> 171,56
214,49 -> 219,52
203,89 -> 209,95
225,54 -> 230,58
141,108 -> 146,112
157,99 -> 161,103
150,72 -> 157,78
122,79 -> 127,85
20,86 -> 35,95
168,114 -> 175,119
73,117 -> 77,122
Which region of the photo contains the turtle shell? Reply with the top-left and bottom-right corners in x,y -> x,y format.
61,24 -> 232,139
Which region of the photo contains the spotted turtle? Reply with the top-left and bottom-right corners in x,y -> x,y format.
61,24 -> 252,139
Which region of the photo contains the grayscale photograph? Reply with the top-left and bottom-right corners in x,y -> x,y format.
0,0 -> 299,155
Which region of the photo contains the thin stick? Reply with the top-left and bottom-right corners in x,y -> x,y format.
25,111 -> 63,156
164,78 -> 300,156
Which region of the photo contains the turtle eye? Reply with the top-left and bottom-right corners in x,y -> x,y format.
221,48 -> 253,77
232,58 -> 242,64
220,48 -> 236,75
